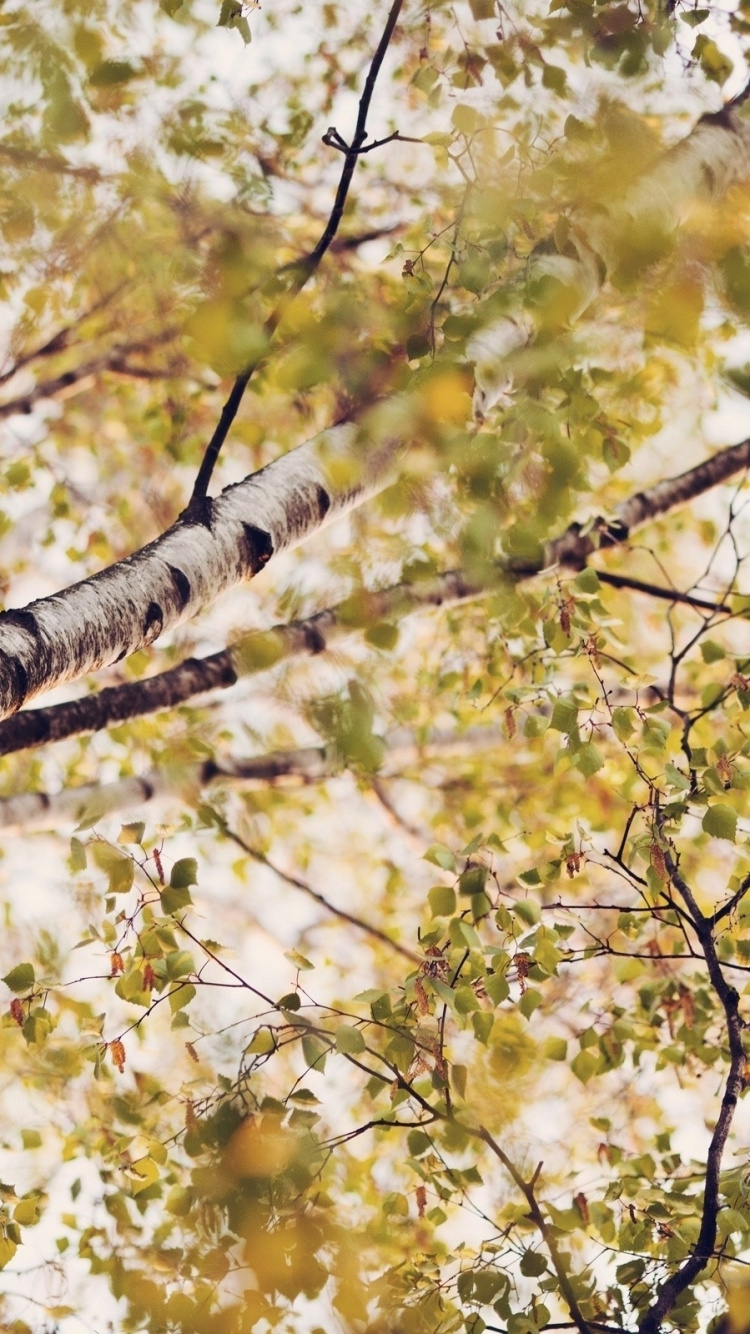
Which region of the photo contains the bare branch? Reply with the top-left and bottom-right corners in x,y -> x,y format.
223,824 -> 420,963
638,846 -> 746,1332
187,0 -> 405,507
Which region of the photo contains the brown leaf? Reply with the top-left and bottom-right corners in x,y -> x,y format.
109,1039 -> 126,1073
650,843 -> 667,882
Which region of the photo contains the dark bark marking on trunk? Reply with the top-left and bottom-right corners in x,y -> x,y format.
144,602 -> 164,638
139,778 -> 155,800
303,624 -> 327,654
241,524 -> 274,575
700,106 -> 735,130
167,564 -> 192,610
0,651 -> 29,711
0,607 -> 39,637
598,517 -> 629,546
315,484 -> 331,519
702,162 -> 716,195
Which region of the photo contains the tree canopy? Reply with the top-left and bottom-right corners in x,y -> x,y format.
5,2 -> 750,1333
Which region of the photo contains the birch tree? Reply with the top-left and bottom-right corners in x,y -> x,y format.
5,3 -> 750,1334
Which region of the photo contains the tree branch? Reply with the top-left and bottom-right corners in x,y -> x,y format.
0,411 -> 400,723
187,0 -> 404,507
0,724 -> 505,832
222,823 -> 420,963
638,848 -> 746,1333
476,1127 -> 592,1334
595,571 -> 729,612
0,432 -> 747,756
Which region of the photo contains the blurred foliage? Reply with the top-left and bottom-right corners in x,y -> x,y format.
2,2 -> 750,1333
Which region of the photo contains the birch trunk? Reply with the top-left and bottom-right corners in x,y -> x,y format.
0,431 -> 745,757
0,413 -> 401,722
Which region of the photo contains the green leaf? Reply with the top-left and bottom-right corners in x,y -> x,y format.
428,885 -> 456,917
91,843 -> 134,895
518,988 -> 543,1019
423,844 -> 456,871
0,1235 -> 17,1270
451,104 -> 485,135
700,639 -> 725,663
514,899 -> 541,926
612,707 -> 635,741
485,972 -> 510,1005
168,984 -> 195,1014
364,622 -> 399,651
576,741 -> 604,778
335,1025 -> 366,1055
550,697 -> 578,734
160,885 -> 192,915
284,948 -> 314,971
89,61 -> 139,87
542,1036 -> 568,1061
3,963 -> 35,994
458,865 -> 487,896
574,568 -> 600,593
217,0 -> 252,42
519,1249 -> 548,1276
69,837 -> 87,872
170,858 -> 198,889
703,804 -> 737,842
571,1048 -> 600,1084
302,1035 -> 328,1071
119,822 -> 145,845
165,950 -> 195,980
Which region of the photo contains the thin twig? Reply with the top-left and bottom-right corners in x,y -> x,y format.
187,0 -> 405,508
596,571 -> 730,612
223,823 -> 421,964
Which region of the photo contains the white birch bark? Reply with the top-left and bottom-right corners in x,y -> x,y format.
0,725 -> 504,833
0,413 -> 402,722
0,111 -> 744,724
470,109 -> 750,416
0,429 -> 747,756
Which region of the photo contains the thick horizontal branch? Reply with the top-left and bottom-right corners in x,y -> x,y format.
0,406 -> 403,722
0,725 -> 504,833
0,433 -> 748,758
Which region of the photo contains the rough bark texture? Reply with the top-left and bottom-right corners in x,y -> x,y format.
0,420 -> 399,722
